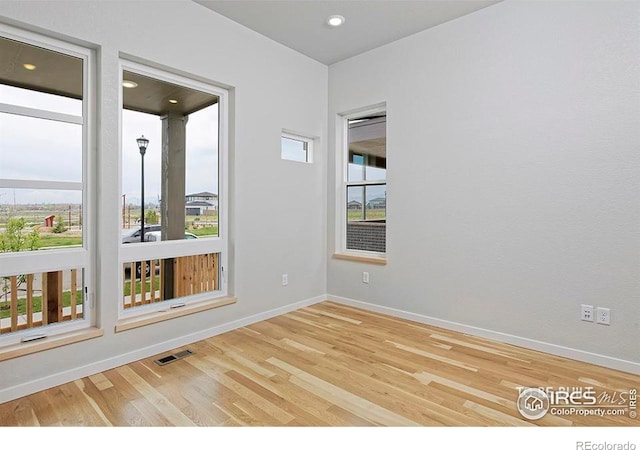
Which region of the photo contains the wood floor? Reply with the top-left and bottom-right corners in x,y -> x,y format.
1,301 -> 638,426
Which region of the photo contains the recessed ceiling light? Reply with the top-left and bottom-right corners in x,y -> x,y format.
169,99 -> 178,104
23,63 -> 36,71
122,80 -> 138,88
327,15 -> 345,27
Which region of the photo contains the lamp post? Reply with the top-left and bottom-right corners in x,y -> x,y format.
137,135 -> 149,242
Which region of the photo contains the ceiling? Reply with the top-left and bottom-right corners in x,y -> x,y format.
122,71 -> 218,117
194,0 -> 501,65
0,35 -> 82,99
0,35 -> 217,115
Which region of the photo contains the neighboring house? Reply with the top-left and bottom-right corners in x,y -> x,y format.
367,197 -> 386,209
347,200 -> 362,210
186,200 -> 216,216
185,191 -> 218,216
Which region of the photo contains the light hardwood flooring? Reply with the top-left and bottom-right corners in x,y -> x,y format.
1,301 -> 638,426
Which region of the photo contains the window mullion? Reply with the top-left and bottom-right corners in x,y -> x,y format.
0,103 -> 83,125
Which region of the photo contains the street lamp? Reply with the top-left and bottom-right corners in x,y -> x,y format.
137,135 -> 149,242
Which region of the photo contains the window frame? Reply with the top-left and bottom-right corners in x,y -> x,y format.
335,103 -> 387,260
117,59 -> 229,319
0,24 -> 96,346
281,130 -> 313,163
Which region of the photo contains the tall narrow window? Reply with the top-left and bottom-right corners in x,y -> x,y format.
0,29 -> 94,344
338,108 -> 387,257
119,62 -> 228,315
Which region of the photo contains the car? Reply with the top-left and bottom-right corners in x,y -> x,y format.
144,231 -> 198,242
121,225 -> 162,244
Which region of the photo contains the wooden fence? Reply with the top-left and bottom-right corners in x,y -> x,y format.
122,253 -> 219,309
0,269 -> 83,335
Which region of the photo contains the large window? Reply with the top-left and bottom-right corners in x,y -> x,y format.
119,61 -> 228,315
337,106 -> 387,257
0,28 -> 94,343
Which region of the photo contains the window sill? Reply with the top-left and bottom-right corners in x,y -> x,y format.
0,327 -> 104,362
115,296 -> 237,333
333,253 -> 387,265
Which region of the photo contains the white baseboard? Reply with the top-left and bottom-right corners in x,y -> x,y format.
327,295 -> 640,375
0,294 -> 325,404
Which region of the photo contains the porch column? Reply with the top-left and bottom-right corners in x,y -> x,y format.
161,112 -> 188,299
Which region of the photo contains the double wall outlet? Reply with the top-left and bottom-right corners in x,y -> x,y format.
282,274 -> 288,286
581,304 -> 611,325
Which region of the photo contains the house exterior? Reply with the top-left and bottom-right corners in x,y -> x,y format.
367,197 -> 386,209
347,200 -> 362,210
185,191 -> 218,216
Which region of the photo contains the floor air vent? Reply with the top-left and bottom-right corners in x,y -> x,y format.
154,349 -> 194,366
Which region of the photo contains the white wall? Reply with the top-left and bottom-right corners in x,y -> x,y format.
0,0 -> 327,401
328,1 -> 640,367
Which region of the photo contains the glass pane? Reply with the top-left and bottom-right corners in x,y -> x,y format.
346,183 -> 387,253
0,188 -> 83,250
0,36 -> 83,116
348,153 -> 386,182
121,108 -> 161,240
0,112 -> 82,182
0,85 -> 82,116
281,136 -> 308,162
365,184 -> 386,221
0,267 -> 84,335
347,185 -> 364,222
348,153 -> 365,182
121,71 -> 219,243
366,158 -> 386,181
348,115 -> 386,182
186,103 -> 219,238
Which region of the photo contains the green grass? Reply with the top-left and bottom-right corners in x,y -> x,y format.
347,209 -> 386,221
123,278 -> 161,296
191,226 -> 218,237
39,235 -> 82,248
0,279 -> 162,319
0,289 -> 83,319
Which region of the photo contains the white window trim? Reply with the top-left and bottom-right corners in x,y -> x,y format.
0,24 -> 96,346
335,103 -> 387,259
0,103 -> 83,125
281,129 -> 314,163
117,59 -> 229,319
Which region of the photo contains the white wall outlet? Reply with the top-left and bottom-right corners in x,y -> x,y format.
362,272 -> 370,284
596,307 -> 610,325
581,304 -> 594,322
282,274 -> 288,286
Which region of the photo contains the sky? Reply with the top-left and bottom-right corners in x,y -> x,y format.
1,81 -> 380,209
122,104 -> 219,207
0,84 -> 219,206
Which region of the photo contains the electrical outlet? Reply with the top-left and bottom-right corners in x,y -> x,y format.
581,304 -> 594,322
596,307 -> 610,325
362,272 -> 369,284
282,274 -> 288,286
